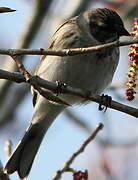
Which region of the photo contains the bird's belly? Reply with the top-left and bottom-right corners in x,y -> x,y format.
57,54 -> 117,93
38,50 -> 118,104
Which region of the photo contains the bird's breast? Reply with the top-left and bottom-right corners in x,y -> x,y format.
57,48 -> 118,93
37,47 -> 119,104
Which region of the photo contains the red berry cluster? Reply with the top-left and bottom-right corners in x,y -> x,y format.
126,18 -> 138,101
73,170 -> 88,180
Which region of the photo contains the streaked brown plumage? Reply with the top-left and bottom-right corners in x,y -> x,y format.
5,8 -> 130,178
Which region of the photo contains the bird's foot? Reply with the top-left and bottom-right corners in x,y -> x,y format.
98,94 -> 112,112
55,81 -> 67,96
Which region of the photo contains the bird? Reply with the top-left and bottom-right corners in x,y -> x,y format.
5,8 -> 130,178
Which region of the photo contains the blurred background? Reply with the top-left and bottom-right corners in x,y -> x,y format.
0,0 -> 138,179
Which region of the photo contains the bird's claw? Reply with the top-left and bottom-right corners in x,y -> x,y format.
98,94 -> 112,112
55,81 -> 67,96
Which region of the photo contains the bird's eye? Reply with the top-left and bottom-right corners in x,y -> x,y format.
89,19 -> 117,42
98,23 -> 108,31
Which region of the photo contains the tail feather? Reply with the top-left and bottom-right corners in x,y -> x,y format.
5,97 -> 65,178
5,141 -> 22,174
5,123 -> 45,178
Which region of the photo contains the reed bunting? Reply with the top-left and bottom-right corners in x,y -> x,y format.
5,8 -> 130,178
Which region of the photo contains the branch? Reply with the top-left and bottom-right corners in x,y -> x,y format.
0,69 -> 138,118
0,39 -> 137,57
52,123 -> 103,180
4,140 -> 12,160
0,7 -> 16,13
11,55 -> 69,106
0,0 -> 53,115
0,141 -> 12,180
0,160 -> 10,180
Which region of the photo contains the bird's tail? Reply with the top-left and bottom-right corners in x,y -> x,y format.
5,96 -> 64,178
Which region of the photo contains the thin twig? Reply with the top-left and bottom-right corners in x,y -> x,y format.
0,160 -> 10,180
0,39 -> 137,57
52,123 -> 104,180
0,7 -> 16,13
11,56 -> 69,106
0,69 -> 138,118
11,55 -> 31,81
4,140 -> 12,159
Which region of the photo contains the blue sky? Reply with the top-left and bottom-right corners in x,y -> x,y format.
0,1 -> 137,180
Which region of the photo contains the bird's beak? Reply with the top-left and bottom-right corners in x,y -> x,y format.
119,27 -> 130,36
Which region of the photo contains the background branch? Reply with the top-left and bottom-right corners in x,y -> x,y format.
52,123 -> 103,180
0,7 -> 16,13
4,140 -> 12,160
0,0 -> 53,125
0,160 -> 10,180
